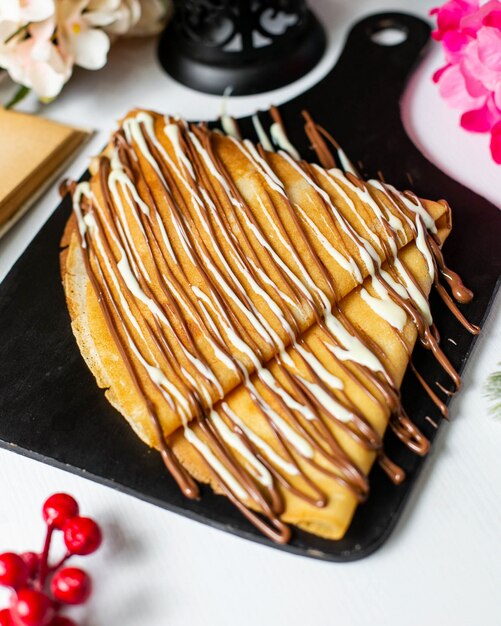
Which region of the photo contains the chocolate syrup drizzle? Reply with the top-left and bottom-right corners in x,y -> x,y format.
62,109 -> 479,543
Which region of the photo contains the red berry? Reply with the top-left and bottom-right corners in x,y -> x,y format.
19,554 -> 39,580
49,618 -> 77,626
42,495 -> 79,530
0,608 -> 12,626
63,518 -> 102,556
0,553 -> 28,589
50,568 -> 91,606
10,589 -> 54,626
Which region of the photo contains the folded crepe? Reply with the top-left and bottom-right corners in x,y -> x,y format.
61,109 -> 473,543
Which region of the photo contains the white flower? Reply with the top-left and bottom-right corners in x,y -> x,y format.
0,0 -> 172,103
0,19 -> 71,99
56,0 -> 111,70
83,0 -> 170,37
55,0 -> 171,70
90,0 -> 142,36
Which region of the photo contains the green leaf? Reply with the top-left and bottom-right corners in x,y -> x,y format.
485,363 -> 501,418
4,85 -> 30,110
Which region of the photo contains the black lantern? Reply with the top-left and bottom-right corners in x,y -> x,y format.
157,0 -> 326,95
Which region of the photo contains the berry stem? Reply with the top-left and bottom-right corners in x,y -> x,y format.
49,552 -> 71,574
38,525 -> 54,590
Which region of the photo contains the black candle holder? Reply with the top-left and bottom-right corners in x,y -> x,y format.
157,0 -> 326,95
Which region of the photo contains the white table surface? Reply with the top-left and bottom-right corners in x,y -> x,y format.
1,1 -> 500,625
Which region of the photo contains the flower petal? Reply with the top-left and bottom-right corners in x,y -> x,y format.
0,20 -> 22,44
495,81 -> 501,109
102,0 -> 141,35
442,29 -> 470,63
28,58 -> 68,98
72,27 -> 110,70
57,0 -> 88,25
476,26 -> 501,71
483,8 -> 501,28
87,0 -> 122,11
460,101 -> 496,131
23,0 -> 55,23
461,39 -> 499,93
3,41 -> 32,86
438,63 -> 486,109
29,19 -> 57,45
128,0 -> 169,36
489,121 -> 501,163
433,63 -> 452,83
460,0 -> 499,32
83,10 -> 122,27
0,4 -> 18,22
432,0 -> 479,39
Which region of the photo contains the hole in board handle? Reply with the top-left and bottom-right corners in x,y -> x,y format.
369,23 -> 409,46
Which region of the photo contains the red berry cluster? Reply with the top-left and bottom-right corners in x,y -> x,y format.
0,494 -> 102,626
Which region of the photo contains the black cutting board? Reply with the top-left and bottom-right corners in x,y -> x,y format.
0,13 -> 500,562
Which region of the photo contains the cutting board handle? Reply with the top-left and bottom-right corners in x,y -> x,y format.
297,12 -> 432,110
278,12 -> 433,184
341,12 -> 432,77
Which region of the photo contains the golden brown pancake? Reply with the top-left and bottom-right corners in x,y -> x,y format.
61,108 -> 474,542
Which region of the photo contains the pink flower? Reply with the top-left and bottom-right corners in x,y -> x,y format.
431,0 -> 501,163
431,0 -> 479,41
